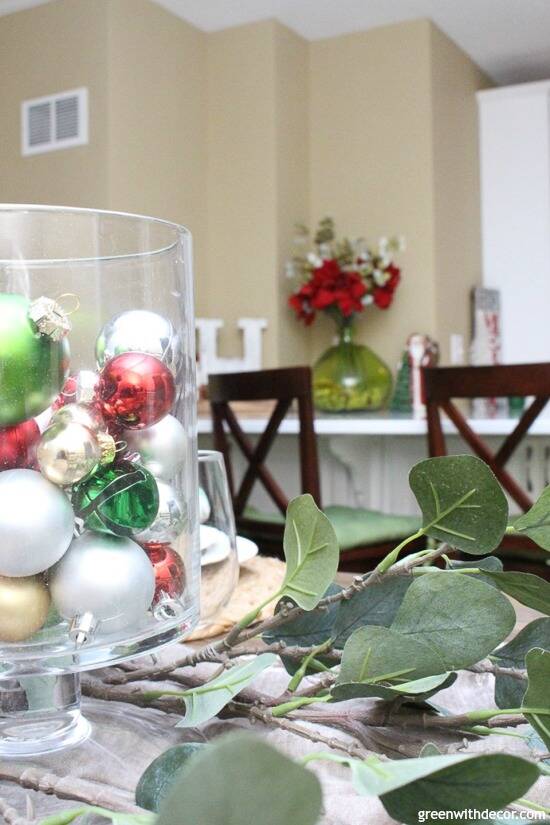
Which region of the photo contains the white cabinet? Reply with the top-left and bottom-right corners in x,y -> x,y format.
477,80 -> 550,364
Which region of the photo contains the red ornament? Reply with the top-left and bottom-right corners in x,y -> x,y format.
98,353 -> 175,430
0,418 -> 41,471
143,543 -> 186,603
52,375 -> 78,411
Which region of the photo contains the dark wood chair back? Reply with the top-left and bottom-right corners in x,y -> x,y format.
423,363 -> 550,512
208,367 -> 321,524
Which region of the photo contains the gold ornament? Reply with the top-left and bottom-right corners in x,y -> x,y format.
52,402 -> 104,433
0,575 -> 51,642
37,421 -> 114,486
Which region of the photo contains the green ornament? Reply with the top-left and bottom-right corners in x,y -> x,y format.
72,460 -> 159,536
0,293 -> 70,426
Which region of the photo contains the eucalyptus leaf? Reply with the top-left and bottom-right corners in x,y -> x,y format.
492,618 -> 550,708
335,625 -> 446,690
409,455 -> 508,554
332,576 -> 411,647
391,572 -> 515,670
263,584 -> 342,647
156,734 -> 322,825
484,570 -> 550,615
523,647 -> 550,750
514,486 -> 550,550
311,751 -> 538,811
449,556 -> 503,587
420,743 -> 442,757
279,494 -> 339,610
381,753 -> 539,825
333,671 -> 456,702
136,743 -> 206,812
263,584 -> 341,676
175,653 -> 277,728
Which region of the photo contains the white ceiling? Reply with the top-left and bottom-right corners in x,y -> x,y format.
2,0 -> 550,85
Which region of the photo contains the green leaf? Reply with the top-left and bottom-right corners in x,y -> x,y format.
136,743 -> 207,812
38,809 -> 154,825
514,486 -> 550,549
381,753 -> 539,824
156,733 -> 322,825
484,570 -> 550,615
391,572 -> 515,670
333,670 -> 456,702
263,584 -> 341,676
492,618 -> 550,708
523,648 -> 550,750
334,625 -> 446,696
263,584 -> 341,647
280,494 -> 339,610
332,576 -> 411,647
308,751 -> 538,815
409,455 -> 508,554
448,555 -> 503,587
174,653 -> 277,728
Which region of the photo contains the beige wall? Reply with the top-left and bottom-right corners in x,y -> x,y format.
430,24 -> 491,363
0,0 -> 109,208
0,3 -> 488,371
106,0 -> 207,300
308,20 -> 437,371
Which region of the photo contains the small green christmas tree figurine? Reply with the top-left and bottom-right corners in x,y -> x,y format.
390,350 -> 412,413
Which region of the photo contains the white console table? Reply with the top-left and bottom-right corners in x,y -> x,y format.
198,412 -> 550,516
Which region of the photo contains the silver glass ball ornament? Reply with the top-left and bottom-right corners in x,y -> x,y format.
0,469 -> 75,577
49,531 -> 155,632
133,479 -> 186,544
123,414 -> 186,481
95,310 -> 180,377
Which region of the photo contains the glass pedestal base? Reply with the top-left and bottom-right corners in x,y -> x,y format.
0,673 -> 90,757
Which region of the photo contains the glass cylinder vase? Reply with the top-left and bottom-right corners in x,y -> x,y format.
313,318 -> 393,412
0,205 -> 199,756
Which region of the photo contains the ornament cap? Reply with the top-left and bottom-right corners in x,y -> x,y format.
69,611 -> 99,647
28,295 -> 72,342
97,431 -> 117,467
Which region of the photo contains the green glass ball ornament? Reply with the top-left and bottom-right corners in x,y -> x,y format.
0,293 -> 70,426
72,460 -> 159,537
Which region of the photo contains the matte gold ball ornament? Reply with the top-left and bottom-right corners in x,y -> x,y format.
37,421 -> 116,486
0,575 -> 51,642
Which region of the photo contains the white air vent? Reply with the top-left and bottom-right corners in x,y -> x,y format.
21,87 -> 88,156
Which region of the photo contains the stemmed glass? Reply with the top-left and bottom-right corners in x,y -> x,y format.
198,450 -> 239,624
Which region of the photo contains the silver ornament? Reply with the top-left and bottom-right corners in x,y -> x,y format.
37,421 -> 102,486
133,480 -> 186,544
95,310 -> 180,376
199,487 -> 211,523
75,370 -> 99,405
53,402 -> 105,433
50,531 -> 155,632
123,415 -> 186,481
0,469 -> 75,577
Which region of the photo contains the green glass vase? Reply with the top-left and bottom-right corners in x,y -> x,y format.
313,321 -> 393,412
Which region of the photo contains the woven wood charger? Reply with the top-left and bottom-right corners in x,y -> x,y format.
187,555 -> 286,641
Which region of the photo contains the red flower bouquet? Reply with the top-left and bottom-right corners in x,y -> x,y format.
286,218 -> 404,413
287,218 -> 403,327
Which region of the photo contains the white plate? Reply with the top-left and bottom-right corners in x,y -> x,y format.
200,529 -> 259,567
236,535 -> 259,565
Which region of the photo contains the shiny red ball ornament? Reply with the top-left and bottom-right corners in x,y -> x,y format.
0,418 -> 41,470
143,542 -> 186,603
52,374 -> 78,411
99,352 -> 175,430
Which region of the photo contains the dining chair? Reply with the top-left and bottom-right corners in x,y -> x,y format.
424,362 -> 550,576
208,366 -> 423,571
